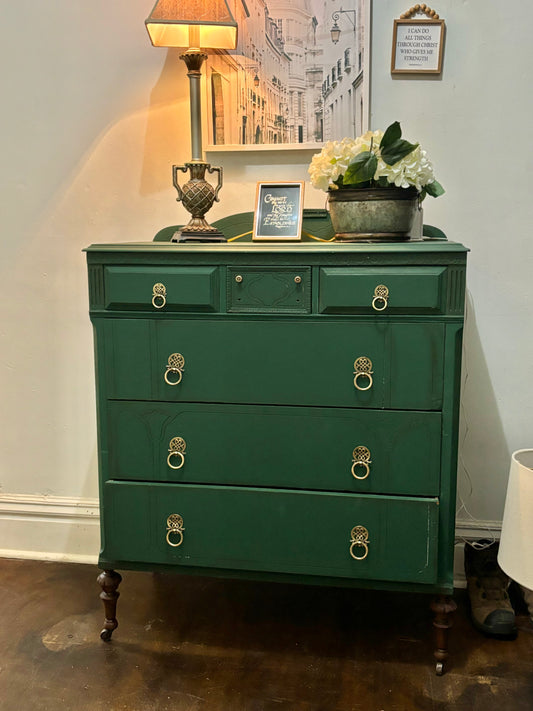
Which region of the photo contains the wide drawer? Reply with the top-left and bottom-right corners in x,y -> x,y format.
105,402 -> 442,496
100,318 -> 444,410
102,481 -> 439,584
319,267 -> 447,314
103,266 -> 220,312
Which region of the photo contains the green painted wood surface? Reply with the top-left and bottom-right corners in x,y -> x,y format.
103,481 -> 439,584
104,266 -> 219,312
106,401 -> 441,496
152,210 -> 336,243
101,318 -> 444,410
227,266 -> 311,313
87,239 -> 467,595
150,211 -> 449,243
318,266 -> 446,314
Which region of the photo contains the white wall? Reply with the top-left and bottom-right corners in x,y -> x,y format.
371,1 -> 533,536
0,0 -> 531,560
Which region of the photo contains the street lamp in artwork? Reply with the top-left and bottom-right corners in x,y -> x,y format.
330,7 -> 356,44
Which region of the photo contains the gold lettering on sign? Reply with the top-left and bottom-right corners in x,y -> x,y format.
262,194 -> 295,230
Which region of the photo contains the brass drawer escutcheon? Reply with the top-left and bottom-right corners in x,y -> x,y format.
164,353 -> 185,385
351,446 -> 372,480
349,525 -> 370,560
166,514 -> 185,547
353,357 -> 373,391
152,282 -> 167,309
372,284 -> 389,311
167,437 -> 186,469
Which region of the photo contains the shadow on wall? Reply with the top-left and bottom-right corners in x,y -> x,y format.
457,291 -> 510,527
139,43 -> 327,217
140,48 -> 193,197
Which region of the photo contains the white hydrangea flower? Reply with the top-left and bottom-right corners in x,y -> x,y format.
374,145 -> 435,191
308,127 -> 437,193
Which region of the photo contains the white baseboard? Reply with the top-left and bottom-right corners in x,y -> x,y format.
0,493 -> 100,564
455,518 -> 502,541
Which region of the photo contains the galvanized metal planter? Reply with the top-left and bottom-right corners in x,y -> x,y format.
327,186 -> 419,241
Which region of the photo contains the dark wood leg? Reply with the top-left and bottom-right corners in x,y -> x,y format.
430,595 -> 457,675
97,569 -> 122,641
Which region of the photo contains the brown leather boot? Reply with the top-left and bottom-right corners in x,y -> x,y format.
465,540 -> 517,636
519,585 -> 533,622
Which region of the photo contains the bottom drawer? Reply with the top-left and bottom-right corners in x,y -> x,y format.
102,482 -> 439,585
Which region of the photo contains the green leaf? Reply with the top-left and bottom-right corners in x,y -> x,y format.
343,151 -> 378,185
380,139 -> 418,166
380,121 -> 402,150
424,180 -> 445,198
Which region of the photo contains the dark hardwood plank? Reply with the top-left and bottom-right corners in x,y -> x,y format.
0,558 -> 531,711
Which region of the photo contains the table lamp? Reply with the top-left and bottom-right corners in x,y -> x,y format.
498,449 -> 533,592
145,0 -> 238,242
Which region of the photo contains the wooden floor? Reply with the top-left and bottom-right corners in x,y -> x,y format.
1,559 -> 532,711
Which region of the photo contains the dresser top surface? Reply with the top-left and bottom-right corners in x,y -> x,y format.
86,240 -> 467,256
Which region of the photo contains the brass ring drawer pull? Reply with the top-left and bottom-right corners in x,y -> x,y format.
351,446 -> 371,480
349,525 -> 370,560
372,284 -> 389,311
353,357 -> 373,391
164,353 -> 185,386
166,514 -> 185,547
152,283 -> 167,309
167,437 -> 186,469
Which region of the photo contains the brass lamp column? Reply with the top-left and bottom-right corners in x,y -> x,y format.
145,0 -> 238,242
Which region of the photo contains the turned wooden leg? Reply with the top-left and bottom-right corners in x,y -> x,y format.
430,595 -> 457,675
97,569 -> 122,641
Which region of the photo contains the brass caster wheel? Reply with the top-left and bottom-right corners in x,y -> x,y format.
435,661 -> 444,676
100,628 -> 113,642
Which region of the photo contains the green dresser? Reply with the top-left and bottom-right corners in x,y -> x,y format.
86,239 -> 467,674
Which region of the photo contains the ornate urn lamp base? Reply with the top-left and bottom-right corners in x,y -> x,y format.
171,161 -> 225,242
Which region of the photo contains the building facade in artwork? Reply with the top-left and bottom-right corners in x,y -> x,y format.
319,0 -> 366,141
206,0 -> 366,145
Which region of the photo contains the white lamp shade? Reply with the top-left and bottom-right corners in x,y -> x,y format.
145,0 -> 238,50
497,449 -> 533,589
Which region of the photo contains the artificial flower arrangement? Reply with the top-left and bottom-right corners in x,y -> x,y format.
308,121 -> 444,200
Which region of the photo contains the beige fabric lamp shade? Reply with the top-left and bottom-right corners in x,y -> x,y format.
145,0 -> 238,49
497,449 -> 533,589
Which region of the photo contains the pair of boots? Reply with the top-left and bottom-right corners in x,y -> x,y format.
465,540 -> 533,636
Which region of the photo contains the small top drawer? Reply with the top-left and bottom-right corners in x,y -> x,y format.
227,266 -> 311,313
103,266 -> 219,312
319,267 -> 447,314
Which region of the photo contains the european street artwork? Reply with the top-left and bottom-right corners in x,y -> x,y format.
206,0 -> 368,147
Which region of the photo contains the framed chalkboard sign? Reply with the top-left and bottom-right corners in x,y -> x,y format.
253,182 -> 304,241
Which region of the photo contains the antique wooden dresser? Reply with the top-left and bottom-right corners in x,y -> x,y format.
86,230 -> 467,674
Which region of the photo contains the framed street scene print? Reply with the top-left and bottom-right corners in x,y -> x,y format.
206,0 -> 370,148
